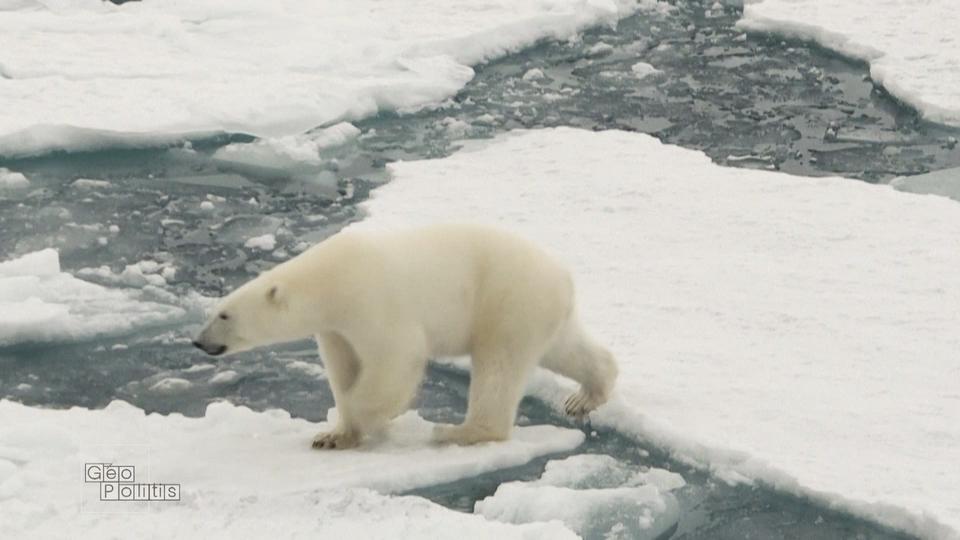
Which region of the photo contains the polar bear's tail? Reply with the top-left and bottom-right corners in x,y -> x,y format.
540,316 -> 618,417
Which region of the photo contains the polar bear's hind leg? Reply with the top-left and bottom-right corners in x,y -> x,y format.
540,319 -> 618,419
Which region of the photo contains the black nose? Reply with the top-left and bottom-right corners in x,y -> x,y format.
192,340 -> 204,350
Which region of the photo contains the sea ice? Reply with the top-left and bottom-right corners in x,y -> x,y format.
738,0 -> 960,127
0,167 -> 29,189
244,234 -> 277,251
0,0 -> 648,157
476,455 -> 682,539
356,127 -> 960,539
891,167 -> 960,203
0,250 -> 199,347
0,399 -> 583,539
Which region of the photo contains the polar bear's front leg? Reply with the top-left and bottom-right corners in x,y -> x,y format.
311,427 -> 360,450
343,331 -> 428,438
313,333 -> 362,450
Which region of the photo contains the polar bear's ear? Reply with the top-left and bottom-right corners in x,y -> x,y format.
266,284 -> 285,307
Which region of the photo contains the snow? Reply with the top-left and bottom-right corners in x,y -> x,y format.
0,250 -> 200,347
0,0 -> 650,157
244,234 -> 277,251
356,128 -> 960,539
738,0 -> 960,127
0,399 -> 582,539
476,455 -> 682,538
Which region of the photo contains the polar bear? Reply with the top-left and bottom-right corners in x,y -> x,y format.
193,224 -> 617,449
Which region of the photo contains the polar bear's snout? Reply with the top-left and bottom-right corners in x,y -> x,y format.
192,338 -> 227,356
193,318 -> 231,356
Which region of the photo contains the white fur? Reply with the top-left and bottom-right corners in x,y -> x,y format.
194,224 -> 617,449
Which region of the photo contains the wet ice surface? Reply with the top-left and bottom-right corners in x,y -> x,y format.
0,1 -> 950,539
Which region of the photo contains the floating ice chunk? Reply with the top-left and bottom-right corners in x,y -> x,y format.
891,167 -> 960,203
476,483 -> 680,539
244,234 -> 277,251
0,168 -> 29,189
77,260 -> 173,288
213,123 -> 360,172
477,454 -> 684,538
630,62 -> 661,80
183,363 -> 216,373
586,41 -> 614,57
208,370 -> 239,385
71,178 -> 110,189
284,360 -> 327,380
0,250 -> 197,347
536,454 -> 637,489
0,399 -> 582,539
522,68 -> 546,81
148,378 -> 193,394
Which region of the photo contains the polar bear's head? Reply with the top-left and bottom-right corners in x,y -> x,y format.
192,275 -> 306,357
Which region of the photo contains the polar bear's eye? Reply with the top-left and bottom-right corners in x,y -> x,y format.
219,313 -> 229,321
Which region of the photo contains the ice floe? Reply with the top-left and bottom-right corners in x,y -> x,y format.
892,166 -> 960,203
0,0 -> 649,157
739,0 -> 960,127
0,399 -> 582,539
477,454 -> 683,538
0,249 -> 201,347
357,127 -> 960,539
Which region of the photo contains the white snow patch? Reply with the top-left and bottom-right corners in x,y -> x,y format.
0,399 -> 582,539
0,0 -> 651,157
0,250 -> 198,347
355,128 -> 960,540
244,234 -> 277,251
738,0 -> 960,126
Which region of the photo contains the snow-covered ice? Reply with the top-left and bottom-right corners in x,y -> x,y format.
0,250 -> 199,347
0,399 -> 582,539
356,128 -> 960,539
0,0 -> 648,157
739,0 -> 960,127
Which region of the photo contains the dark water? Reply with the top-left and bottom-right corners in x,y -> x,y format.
1,0 -> 947,538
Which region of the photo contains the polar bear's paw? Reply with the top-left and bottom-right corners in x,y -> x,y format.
311,429 -> 359,450
564,388 -> 604,419
432,423 -> 507,446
